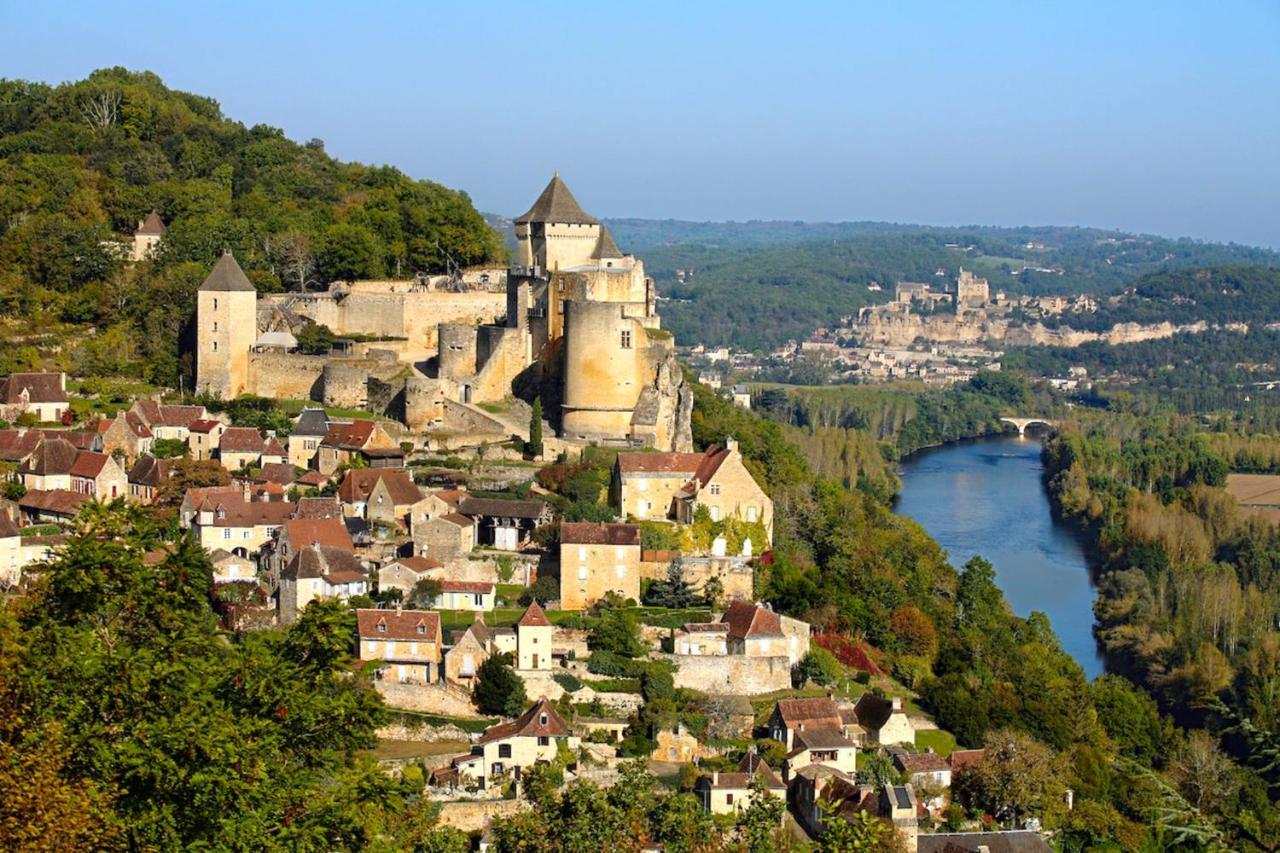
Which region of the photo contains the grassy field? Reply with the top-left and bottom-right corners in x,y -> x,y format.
914,728 -> 957,756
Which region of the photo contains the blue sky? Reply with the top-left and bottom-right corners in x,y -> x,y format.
4,1 -> 1278,246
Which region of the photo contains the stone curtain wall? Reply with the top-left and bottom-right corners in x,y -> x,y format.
664,652 -> 793,695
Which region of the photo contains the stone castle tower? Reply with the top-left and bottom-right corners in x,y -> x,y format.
513,173 -> 602,272
196,251 -> 257,399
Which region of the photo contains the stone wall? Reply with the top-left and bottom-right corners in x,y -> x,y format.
662,652 -> 793,695
247,351 -> 333,400
433,553 -> 539,586
436,800 -> 526,833
375,681 -> 481,716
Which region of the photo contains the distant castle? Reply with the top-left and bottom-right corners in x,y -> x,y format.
194,175 -> 692,452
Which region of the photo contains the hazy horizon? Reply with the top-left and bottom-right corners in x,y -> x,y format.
5,1 -> 1278,248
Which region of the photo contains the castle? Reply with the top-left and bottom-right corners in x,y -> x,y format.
195,175 -> 692,452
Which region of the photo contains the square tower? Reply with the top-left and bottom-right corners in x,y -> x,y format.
196,251 -> 258,399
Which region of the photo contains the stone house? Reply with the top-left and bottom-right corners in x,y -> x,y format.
0,372 -> 69,423
449,697 -> 579,789
457,496 -> 550,550
208,548 -> 258,584
558,521 -> 641,610
853,694 -> 915,746
190,494 -> 296,557
377,555 -> 444,598
515,600 -> 554,671
188,419 -> 225,461
652,724 -> 703,763
444,618 -> 491,689
673,621 -> 728,655
289,408 -> 330,469
218,427 -> 269,472
316,419 -> 399,475
784,725 -> 859,781
337,468 -> 422,525
790,765 -> 862,839
356,607 -> 443,685
433,579 -> 495,612
129,401 -> 209,442
722,600 -> 808,665
18,489 -> 89,525
411,512 -> 475,558
278,543 -> 368,624
270,517 -> 354,573
891,748 -> 951,811
69,451 -> 126,500
130,209 -> 165,261
613,438 -> 773,542
769,697 -> 848,750
0,429 -> 43,467
126,455 -> 171,504
17,438 -> 78,491
99,411 -> 153,460
694,754 -> 786,815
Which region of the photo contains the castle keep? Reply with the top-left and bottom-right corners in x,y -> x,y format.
195,175 -> 692,452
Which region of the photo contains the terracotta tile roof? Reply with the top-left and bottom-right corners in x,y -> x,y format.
257,462 -> 299,485
219,427 -> 266,454
723,600 -> 783,640
433,489 -> 468,508
681,622 -> 728,633
126,455 -> 170,489
19,489 -> 90,516
794,726 -> 856,751
514,174 -> 598,226
616,451 -> 705,475
293,497 -> 342,519
199,498 -> 296,528
457,496 -> 547,520
517,600 -> 551,628
338,469 -> 421,506
0,372 -> 66,405
0,430 -> 42,462
916,831 -> 1053,853
136,209 -> 165,236
356,608 -> 441,642
135,401 -> 207,428
284,542 -> 365,583
690,446 -> 731,487
895,750 -> 949,774
389,555 -> 442,573
737,753 -> 786,789
321,419 -> 375,449
124,412 -> 153,438
296,470 -> 329,486
69,451 -> 110,479
41,429 -> 97,450
19,438 -> 78,476
189,419 -> 221,433
774,697 -> 843,729
560,521 -> 640,546
284,518 -> 353,551
441,579 -> 494,594
476,697 -> 570,744
263,437 -> 285,457
947,749 -> 986,772
0,515 -> 19,538
438,512 -> 473,528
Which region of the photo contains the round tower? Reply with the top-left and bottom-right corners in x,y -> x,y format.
322,363 -> 368,410
404,377 -> 444,432
437,323 -> 478,379
561,300 -> 643,441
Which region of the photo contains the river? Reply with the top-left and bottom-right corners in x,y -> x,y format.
893,433 -> 1103,678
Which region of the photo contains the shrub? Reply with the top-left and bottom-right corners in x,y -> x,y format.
552,672 -> 584,694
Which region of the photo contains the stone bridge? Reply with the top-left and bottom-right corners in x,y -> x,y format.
1000,416 -> 1058,436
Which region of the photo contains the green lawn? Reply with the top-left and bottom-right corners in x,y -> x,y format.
914,728 -> 957,757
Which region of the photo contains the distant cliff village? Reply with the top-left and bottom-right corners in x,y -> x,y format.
189,174 -> 693,454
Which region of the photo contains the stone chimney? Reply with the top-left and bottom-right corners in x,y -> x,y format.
711,771 -> 719,785
891,697 -> 902,711
725,436 -> 738,454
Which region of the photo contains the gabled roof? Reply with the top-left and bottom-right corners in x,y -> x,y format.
616,451 -> 704,475
894,749 -> 949,774
591,225 -> 625,260
132,401 -> 207,428
916,831 -> 1053,853
128,455 -> 171,488
284,542 -> 365,584
197,497 -> 296,528
774,697 -> 842,729
321,419 -> 375,449
69,451 -> 110,479
20,438 -> 79,477
793,725 -> 856,751
723,600 -> 783,640
40,429 -> 97,450
189,419 -> 222,434
737,753 -> 786,789
560,521 -> 640,547
293,407 -> 331,437
441,579 -> 494,594
477,697 -> 570,744
257,462 -> 299,485
293,496 -> 342,519
457,496 -> 547,520
18,489 -> 90,516
338,469 -> 421,506
0,429 -> 43,462
136,209 -> 166,236
199,251 -> 256,292
219,427 -> 266,454
283,518 -> 353,551
0,373 -> 67,405
356,608 -> 440,642
386,555 -> 442,574
515,174 -> 598,226
517,600 -> 551,628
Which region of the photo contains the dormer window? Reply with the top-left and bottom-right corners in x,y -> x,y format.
216,508 -> 225,519
417,625 -> 425,634
539,713 -> 548,726
377,623 -> 386,633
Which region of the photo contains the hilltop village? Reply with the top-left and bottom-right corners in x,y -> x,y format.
0,176 -> 1054,851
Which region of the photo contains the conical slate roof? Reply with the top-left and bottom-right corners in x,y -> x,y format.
199,251 -> 256,292
515,174 -> 598,225
136,209 -> 166,235
591,225 -> 625,260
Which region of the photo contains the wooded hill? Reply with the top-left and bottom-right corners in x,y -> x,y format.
0,68 -> 505,386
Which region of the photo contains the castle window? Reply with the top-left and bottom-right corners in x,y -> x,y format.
213,298 -> 218,310
212,322 -> 218,332
212,341 -> 218,352
620,330 -> 632,349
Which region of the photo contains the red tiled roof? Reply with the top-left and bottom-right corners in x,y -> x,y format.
69,451 -> 110,479
198,497 -> 296,528
297,470 -> 328,486
441,579 -> 493,594
774,697 -> 842,728
438,512 -> 473,527
40,429 -> 97,450
560,521 -> 640,546
0,430 -> 43,462
189,419 -> 221,433
338,469 -> 421,506
321,419 -> 375,449
477,697 -> 569,744
723,600 -> 783,639
947,749 -> 986,771
0,515 -> 19,538
263,437 -> 285,456
356,608 -> 441,642
389,555 -> 442,573
616,451 -> 705,475
292,496 -> 342,519
19,488 -> 90,516
136,209 -> 165,236
681,622 -> 729,633
219,427 -> 266,454
0,373 -> 66,405
284,542 -> 364,583
257,462 -> 299,485
517,600 -> 551,628
284,518 -> 353,550
895,750 -> 949,774
19,438 -> 78,476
